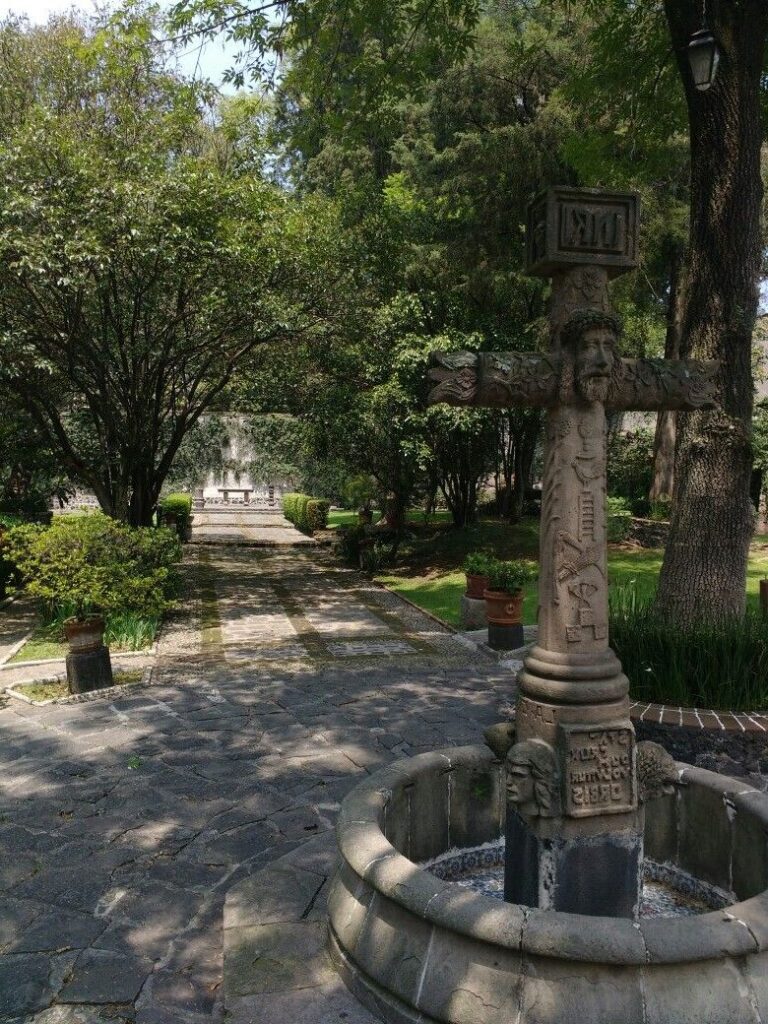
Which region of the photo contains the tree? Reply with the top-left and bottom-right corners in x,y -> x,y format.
579,0 -> 768,623
655,1 -> 767,623
0,387 -> 73,518
0,10 -> 329,526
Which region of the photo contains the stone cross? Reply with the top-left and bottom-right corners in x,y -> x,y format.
428,187 -> 718,918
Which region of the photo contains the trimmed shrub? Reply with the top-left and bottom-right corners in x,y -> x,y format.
6,512 -> 182,620
159,493 -> 192,540
307,499 -> 330,531
283,492 -> 329,534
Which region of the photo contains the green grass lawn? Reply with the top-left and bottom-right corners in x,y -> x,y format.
15,668 -> 144,702
10,614 -> 159,663
326,508 -> 455,529
377,518 -> 768,629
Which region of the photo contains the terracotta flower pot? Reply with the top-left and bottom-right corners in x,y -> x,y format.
465,573 -> 490,600
483,588 -> 524,626
64,615 -> 105,654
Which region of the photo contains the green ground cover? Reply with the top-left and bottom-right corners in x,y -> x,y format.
10,613 -> 159,663
376,518 -> 768,627
16,668 -> 144,702
325,508 -> 455,529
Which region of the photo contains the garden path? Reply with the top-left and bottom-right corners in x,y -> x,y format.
0,597 -> 37,667
0,547 -> 516,1024
190,509 -> 314,546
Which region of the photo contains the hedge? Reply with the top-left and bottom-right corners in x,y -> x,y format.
159,493 -> 192,540
282,492 -> 330,534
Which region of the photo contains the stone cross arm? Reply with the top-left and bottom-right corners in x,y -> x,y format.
427,351 -> 719,412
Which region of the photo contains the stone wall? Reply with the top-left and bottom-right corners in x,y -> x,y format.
628,517 -> 670,548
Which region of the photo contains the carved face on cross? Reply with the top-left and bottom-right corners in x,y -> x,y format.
562,311 -> 622,404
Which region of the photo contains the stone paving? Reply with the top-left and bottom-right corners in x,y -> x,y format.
0,547 -> 516,1024
190,510 -> 315,547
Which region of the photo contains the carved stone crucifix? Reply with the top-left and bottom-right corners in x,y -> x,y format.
428,188 -> 719,918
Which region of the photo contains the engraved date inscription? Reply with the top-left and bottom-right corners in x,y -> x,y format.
561,725 -> 636,817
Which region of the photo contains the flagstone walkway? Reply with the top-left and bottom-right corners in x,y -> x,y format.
0,548 -> 516,1024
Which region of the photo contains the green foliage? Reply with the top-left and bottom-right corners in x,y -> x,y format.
359,538 -> 397,573
648,497 -> 673,522
342,474 -> 378,511
607,429 -> 655,513
282,492 -> 329,534
486,559 -> 535,594
159,494 -> 192,516
463,552 -> 493,576
6,512 -> 181,620
610,588 -> 768,710
606,496 -> 632,543
0,9 -> 333,526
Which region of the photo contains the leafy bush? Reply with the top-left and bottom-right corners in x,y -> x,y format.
463,551 -> 493,576
487,559 -> 535,593
342,474 -> 377,511
283,492 -> 329,534
359,539 -> 395,573
159,493 -> 192,539
606,496 -> 632,543
610,588 -> 768,710
6,512 -> 181,620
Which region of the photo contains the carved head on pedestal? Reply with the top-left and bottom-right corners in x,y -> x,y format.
506,739 -> 561,818
561,309 -> 622,404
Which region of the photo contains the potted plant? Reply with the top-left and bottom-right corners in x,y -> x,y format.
463,552 -> 493,600
484,559 -> 534,633
63,603 -> 106,653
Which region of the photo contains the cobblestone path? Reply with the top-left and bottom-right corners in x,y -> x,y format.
0,548 -> 514,1024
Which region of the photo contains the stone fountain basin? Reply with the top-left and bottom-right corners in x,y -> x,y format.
328,745 -> 768,1024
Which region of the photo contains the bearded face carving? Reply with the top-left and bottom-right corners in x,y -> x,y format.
561,311 -> 623,405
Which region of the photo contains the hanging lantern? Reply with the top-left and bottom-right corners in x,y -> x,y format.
687,26 -> 720,91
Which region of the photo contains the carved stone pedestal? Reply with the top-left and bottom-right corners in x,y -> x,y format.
505,807 -> 643,918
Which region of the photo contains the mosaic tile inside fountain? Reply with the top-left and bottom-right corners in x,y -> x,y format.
423,842 -> 732,918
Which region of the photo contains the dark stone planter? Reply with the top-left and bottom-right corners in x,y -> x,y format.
63,616 -> 114,694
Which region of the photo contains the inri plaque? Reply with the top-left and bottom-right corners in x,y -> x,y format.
526,187 -> 639,278
560,723 -> 637,817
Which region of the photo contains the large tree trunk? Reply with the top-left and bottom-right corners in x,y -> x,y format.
656,0 -> 766,625
649,245 -> 685,503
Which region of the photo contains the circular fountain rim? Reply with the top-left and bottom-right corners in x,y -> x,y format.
336,745 -> 768,966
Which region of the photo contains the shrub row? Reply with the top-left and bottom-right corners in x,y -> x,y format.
283,492 -> 330,534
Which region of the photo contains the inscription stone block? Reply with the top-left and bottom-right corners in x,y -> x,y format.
526,188 -> 639,278
561,723 -> 636,818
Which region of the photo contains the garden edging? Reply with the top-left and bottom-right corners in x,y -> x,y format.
4,665 -> 155,706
